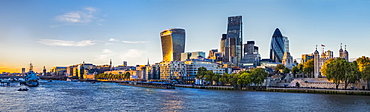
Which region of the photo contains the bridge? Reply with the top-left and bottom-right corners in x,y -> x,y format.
0,75 -> 66,80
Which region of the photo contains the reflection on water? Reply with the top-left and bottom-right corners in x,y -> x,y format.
1,80 -> 369,111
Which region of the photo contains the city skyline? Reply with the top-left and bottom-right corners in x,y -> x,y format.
1,0 -> 370,72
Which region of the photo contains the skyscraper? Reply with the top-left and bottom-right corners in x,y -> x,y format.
160,28 -> 186,61
225,16 -> 243,65
269,28 -> 286,62
283,36 -> 289,53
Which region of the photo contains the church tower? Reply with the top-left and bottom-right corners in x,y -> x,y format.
314,45 -> 320,78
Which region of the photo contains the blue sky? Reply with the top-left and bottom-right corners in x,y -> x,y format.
1,0 -> 370,72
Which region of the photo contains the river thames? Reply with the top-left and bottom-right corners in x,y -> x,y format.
1,80 -> 369,111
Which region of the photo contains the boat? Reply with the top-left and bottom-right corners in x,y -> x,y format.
118,81 -> 175,89
17,88 -> 29,91
21,63 -> 39,87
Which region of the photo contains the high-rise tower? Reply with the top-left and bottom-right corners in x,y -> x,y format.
160,28 -> 186,61
269,28 -> 286,62
225,16 -> 243,65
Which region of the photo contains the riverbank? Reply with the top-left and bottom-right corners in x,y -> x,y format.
267,88 -> 370,96
175,84 -> 234,90
72,80 -> 370,96
175,84 -> 370,96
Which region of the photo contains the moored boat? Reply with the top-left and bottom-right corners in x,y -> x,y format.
22,63 -> 39,87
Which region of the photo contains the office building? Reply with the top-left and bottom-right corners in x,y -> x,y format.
224,16 -> 243,65
269,28 -> 286,62
160,28 -> 186,61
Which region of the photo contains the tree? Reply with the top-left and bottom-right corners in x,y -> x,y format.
251,68 -> 268,87
292,64 -> 303,78
204,70 -> 215,83
196,67 -> 208,79
321,58 -> 359,89
356,56 -> 370,89
343,62 -> 360,89
219,73 -> 229,85
237,72 -> 252,89
321,58 -> 343,89
124,72 -> 131,80
303,59 -> 314,78
283,67 -> 290,74
275,64 -> 285,74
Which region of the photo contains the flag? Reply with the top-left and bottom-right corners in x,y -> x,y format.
321,44 -> 325,47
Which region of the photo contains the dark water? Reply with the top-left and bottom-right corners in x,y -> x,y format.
1,80 -> 369,112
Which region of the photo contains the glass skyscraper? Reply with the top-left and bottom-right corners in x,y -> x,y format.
160,28 -> 186,62
225,16 -> 243,65
270,28 -> 286,62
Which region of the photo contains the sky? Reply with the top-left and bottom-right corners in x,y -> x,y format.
1,0 -> 370,73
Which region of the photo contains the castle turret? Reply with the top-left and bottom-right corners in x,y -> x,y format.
339,43 -> 344,58
344,45 -> 349,61
314,45 -> 320,78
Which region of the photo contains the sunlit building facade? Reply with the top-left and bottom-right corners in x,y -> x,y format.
160,28 -> 186,62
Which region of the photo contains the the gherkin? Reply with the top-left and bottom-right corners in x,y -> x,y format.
270,28 -> 285,62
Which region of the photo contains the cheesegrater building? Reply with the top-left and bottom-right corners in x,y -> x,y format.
160,28 -> 186,62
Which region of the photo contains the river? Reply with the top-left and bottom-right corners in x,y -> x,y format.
1,80 -> 369,111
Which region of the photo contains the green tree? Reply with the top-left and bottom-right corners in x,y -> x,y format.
321,58 -> 343,89
275,64 -> 285,73
196,67 -> 208,79
251,68 -> 268,87
204,70 -> 215,83
321,58 -> 359,89
356,56 -> 370,89
219,73 -> 229,85
283,67 -> 290,74
303,59 -> 314,78
124,72 -> 131,80
237,72 -> 252,89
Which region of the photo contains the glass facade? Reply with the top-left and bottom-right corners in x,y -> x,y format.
270,28 -> 285,62
225,16 -> 243,65
160,28 -> 186,61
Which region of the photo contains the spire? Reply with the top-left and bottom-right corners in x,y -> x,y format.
340,43 -> 343,49
147,58 -> 150,66
29,63 -> 33,71
345,45 -> 347,50
110,59 -> 112,67
314,45 -> 319,54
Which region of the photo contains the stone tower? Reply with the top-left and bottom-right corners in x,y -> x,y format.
313,45 -> 320,78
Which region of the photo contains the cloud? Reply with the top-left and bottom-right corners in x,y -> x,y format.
109,38 -> 118,41
95,49 -> 145,62
38,39 -> 95,47
122,41 -> 148,44
121,49 -> 145,59
55,7 -> 97,23
102,49 -> 113,53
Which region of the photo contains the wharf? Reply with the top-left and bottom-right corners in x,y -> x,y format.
267,87 -> 370,96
